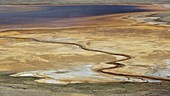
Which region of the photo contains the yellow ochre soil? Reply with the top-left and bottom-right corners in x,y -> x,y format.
0,4 -> 170,84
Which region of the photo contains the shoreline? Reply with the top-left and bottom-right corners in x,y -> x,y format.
0,4 -> 169,31
0,4 -> 170,85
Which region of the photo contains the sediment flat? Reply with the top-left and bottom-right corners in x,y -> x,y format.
0,4 -> 170,96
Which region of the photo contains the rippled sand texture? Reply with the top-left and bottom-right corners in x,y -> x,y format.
0,5 -> 170,84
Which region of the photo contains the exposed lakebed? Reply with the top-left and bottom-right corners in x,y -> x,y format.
0,5 -> 170,85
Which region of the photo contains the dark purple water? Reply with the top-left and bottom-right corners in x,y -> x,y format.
0,5 -> 151,25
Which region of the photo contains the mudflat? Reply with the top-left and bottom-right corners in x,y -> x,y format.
0,4 -> 170,96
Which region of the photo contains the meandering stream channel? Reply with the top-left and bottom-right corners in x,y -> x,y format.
0,36 -> 170,82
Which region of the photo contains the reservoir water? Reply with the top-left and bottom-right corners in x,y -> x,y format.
0,5 -> 150,25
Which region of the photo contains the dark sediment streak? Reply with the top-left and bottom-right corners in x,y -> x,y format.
1,36 -> 170,82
